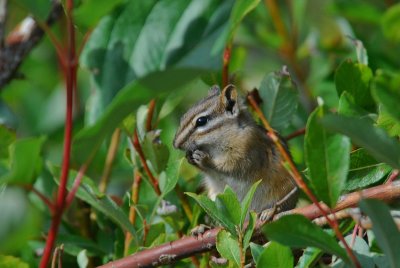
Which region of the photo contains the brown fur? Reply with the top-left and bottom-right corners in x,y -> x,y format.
174,85 -> 298,213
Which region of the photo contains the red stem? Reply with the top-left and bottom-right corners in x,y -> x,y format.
131,130 -> 161,195
40,1 -> 76,267
65,164 -> 88,209
222,45 -> 231,88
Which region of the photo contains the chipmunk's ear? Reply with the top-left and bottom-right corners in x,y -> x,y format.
221,84 -> 239,116
208,85 -> 220,96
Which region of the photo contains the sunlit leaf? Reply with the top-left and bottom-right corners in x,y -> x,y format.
335,60 -> 374,110
321,115 -> 400,169
0,255 -> 29,268
216,230 -> 241,267
257,241 -> 293,268
243,211 -> 256,251
186,192 -> 236,235
381,3 -> 400,43
263,215 -> 349,262
345,149 -> 391,191
305,106 -> 350,207
1,137 -> 45,184
259,69 -> 299,132
240,180 -> 261,227
372,70 -> 400,123
160,150 -> 183,195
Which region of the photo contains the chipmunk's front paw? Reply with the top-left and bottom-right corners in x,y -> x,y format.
187,149 -> 209,167
260,204 -> 278,222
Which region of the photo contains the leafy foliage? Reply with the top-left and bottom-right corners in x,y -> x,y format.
1,0 -> 400,267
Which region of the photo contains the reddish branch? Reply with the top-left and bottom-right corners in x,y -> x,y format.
131,129 -> 161,195
40,0 -> 77,267
0,0 -> 63,89
98,181 -> 400,268
285,127 -> 305,141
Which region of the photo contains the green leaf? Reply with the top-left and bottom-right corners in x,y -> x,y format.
0,255 -> 29,268
160,151 -> 183,195
186,192 -> 236,235
257,241 -> 293,268
50,165 -> 137,239
0,187 -> 41,251
377,110 -> 400,138
263,215 -> 349,262
305,106 -> 351,207
372,70 -> 400,123
259,69 -> 299,132
73,0 -> 125,29
335,60 -> 374,110
297,247 -> 322,268
80,0 -> 232,121
345,149 -> 391,191
243,211 -> 256,251
0,125 -> 16,159
1,137 -> 45,184
141,131 -> 169,174
72,72 -> 202,164
216,230 -> 241,267
240,180 -> 261,227
338,91 -> 370,118
381,3 -> 400,43
57,234 -> 105,256
14,0 -> 51,21
215,187 -> 242,230
359,199 -> 400,267
214,0 -> 261,52
321,114 -> 400,169
144,222 -> 165,247
250,242 -> 264,264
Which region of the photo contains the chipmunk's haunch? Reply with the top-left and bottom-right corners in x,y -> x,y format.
173,85 -> 298,215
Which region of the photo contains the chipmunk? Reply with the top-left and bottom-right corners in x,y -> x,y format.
173,85 -> 298,219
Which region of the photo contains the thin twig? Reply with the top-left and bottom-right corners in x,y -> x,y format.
124,170 -> 142,256
65,163 -> 89,209
99,128 -> 122,193
146,99 -> 156,132
247,94 -> 360,267
284,128 -> 305,141
24,185 -> 54,211
131,129 -> 161,195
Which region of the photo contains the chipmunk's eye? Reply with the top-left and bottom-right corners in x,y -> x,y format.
195,116 -> 208,127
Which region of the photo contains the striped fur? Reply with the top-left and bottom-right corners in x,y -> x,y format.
173,85 -> 298,213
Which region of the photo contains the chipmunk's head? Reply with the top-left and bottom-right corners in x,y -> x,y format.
173,85 -> 250,154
